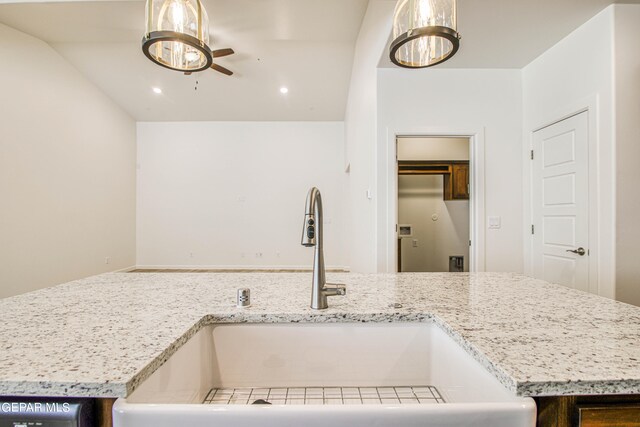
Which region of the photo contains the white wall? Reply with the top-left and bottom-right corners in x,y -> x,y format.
397,137 -> 470,161
136,121 -> 347,269
398,175 -> 469,272
378,69 -> 523,273
0,24 -> 136,298
613,4 -> 640,306
522,7 -> 616,298
343,0 -> 396,273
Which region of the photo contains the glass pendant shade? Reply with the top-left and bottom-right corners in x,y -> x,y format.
142,0 -> 213,72
390,0 -> 460,68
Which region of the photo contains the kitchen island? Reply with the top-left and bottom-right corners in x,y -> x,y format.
1,272 -> 640,425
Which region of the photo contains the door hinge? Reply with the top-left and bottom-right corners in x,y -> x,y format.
531,224 -> 535,234
530,150 -> 534,160
469,240 -> 471,247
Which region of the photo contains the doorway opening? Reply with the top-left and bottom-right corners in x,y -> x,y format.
396,137 -> 470,272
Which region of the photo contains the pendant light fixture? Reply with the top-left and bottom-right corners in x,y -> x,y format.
390,0 -> 461,68
142,0 -> 213,72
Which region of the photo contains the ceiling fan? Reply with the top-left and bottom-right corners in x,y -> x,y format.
184,48 -> 235,76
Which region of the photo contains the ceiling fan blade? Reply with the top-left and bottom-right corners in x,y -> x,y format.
212,48 -> 234,58
211,63 -> 233,76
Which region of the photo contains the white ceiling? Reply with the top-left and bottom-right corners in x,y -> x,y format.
379,0 -> 640,69
0,0 -> 370,121
0,0 -> 637,121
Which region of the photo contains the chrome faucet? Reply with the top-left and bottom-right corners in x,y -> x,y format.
301,187 -> 346,309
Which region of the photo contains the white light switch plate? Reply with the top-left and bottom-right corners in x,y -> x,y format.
488,216 -> 501,229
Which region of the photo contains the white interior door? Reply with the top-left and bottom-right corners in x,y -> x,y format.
532,112 -> 589,291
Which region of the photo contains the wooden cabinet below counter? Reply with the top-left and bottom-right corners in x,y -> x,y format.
535,395 -> 640,427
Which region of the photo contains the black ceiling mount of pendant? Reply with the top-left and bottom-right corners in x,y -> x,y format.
390,0 -> 461,69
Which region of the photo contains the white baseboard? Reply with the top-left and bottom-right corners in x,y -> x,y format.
131,264 -> 350,272
112,265 -> 138,273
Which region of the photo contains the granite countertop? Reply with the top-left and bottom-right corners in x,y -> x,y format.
0,272 -> 639,398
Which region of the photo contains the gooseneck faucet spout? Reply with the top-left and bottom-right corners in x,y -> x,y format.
301,187 -> 346,309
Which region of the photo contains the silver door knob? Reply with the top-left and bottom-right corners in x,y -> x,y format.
566,247 -> 586,256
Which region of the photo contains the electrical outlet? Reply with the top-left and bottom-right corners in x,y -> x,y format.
189,252 -> 194,258
255,252 -> 263,258
104,257 -> 110,265
412,239 -> 418,248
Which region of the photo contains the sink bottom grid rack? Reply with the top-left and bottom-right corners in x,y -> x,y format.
203,386 -> 445,405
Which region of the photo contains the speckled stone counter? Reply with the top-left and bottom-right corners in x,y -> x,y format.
0,272 -> 639,398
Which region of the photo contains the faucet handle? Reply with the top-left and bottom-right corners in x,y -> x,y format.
324,283 -> 346,296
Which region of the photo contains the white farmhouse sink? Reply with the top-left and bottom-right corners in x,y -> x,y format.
113,323 -> 535,427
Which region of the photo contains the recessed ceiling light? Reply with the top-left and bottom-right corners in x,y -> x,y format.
152,87 -> 162,94
280,87 -> 289,94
